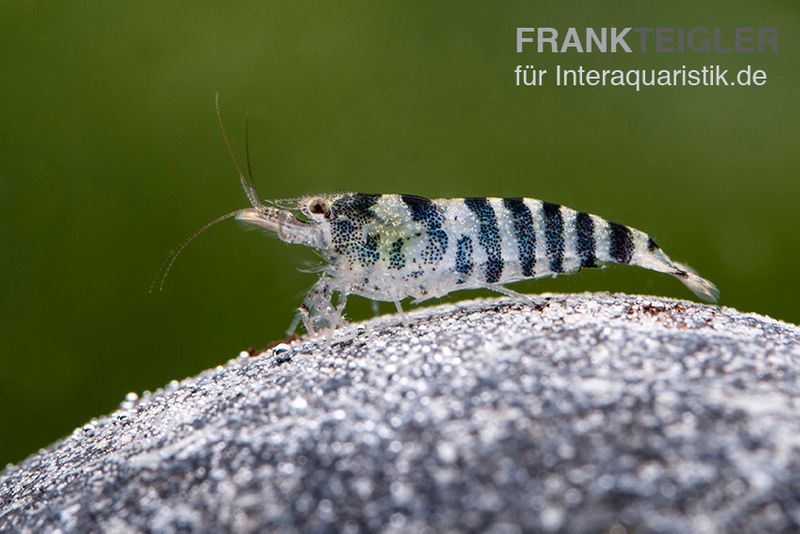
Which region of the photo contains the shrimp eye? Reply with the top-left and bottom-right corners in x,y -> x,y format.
306,197 -> 330,216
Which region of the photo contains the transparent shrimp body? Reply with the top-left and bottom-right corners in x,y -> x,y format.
237,192 -> 718,334
159,99 -> 717,335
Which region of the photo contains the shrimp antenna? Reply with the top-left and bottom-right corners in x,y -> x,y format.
151,95 -> 270,293
244,111 -> 256,189
215,92 -> 261,209
149,209 -> 250,293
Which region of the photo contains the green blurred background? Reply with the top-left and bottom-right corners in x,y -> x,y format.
1,1 -> 797,465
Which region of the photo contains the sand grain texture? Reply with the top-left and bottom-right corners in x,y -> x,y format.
2,293 -> 799,532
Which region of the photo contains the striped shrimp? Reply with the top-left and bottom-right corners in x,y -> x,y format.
236,193 -> 718,333
158,100 -> 719,335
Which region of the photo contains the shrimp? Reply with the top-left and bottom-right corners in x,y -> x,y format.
240,193 -> 718,333
157,99 -> 719,335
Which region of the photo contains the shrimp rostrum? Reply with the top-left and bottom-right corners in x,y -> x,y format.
158,102 -> 719,336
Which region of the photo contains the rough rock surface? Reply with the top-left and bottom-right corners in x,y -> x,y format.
2,293 -> 800,533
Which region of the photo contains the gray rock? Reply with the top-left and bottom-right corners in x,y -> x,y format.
2,293 -> 800,533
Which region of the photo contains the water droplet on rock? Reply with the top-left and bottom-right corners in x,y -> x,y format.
272,343 -> 290,354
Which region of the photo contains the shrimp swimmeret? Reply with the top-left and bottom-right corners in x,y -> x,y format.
156,100 -> 719,335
